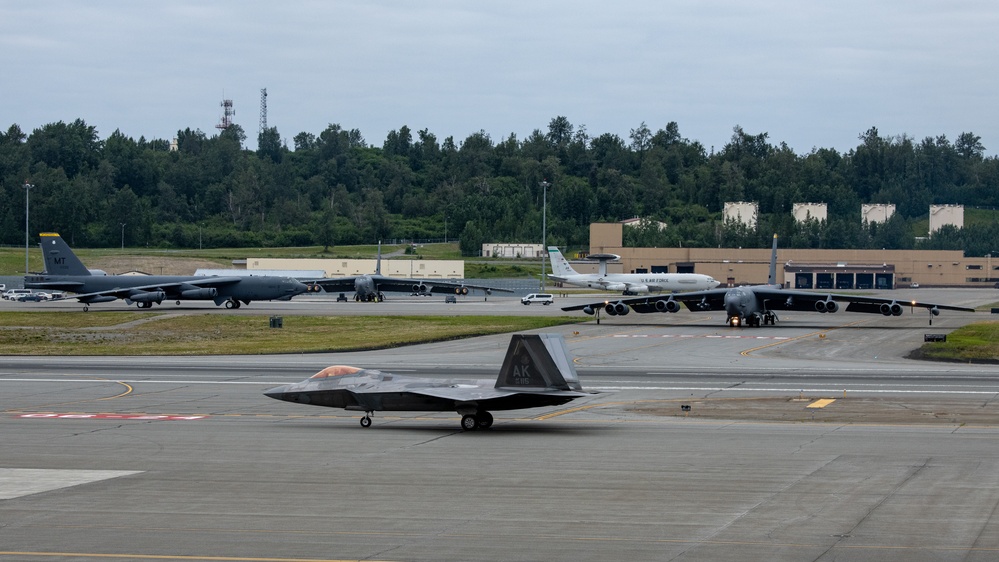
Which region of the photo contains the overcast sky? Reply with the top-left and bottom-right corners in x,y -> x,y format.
3,1 -> 997,155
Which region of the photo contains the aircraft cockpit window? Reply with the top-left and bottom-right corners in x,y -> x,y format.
310,365 -> 363,379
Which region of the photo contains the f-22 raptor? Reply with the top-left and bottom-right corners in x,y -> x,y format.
25,233 -> 308,311
265,333 -> 592,430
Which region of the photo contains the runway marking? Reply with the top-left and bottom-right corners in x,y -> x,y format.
17,413 -> 206,420
612,333 -> 791,340
0,553 -> 392,562
739,319 -> 868,356
807,399 -> 836,408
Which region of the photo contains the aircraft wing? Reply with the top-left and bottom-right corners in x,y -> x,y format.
310,275 -> 512,295
50,277 -> 245,302
307,278 -> 357,292
750,287 -> 976,313
405,386 -> 590,403
561,288 -> 728,312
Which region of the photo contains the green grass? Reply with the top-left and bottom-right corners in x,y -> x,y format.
913,320 -> 999,363
0,312 -> 584,355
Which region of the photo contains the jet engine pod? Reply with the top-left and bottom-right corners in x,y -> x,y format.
460,286 -> 469,295
180,288 -> 218,299
130,290 -> 165,303
655,299 -> 681,313
890,302 -> 903,316
610,301 -> 630,316
413,284 -> 427,294
815,299 -> 838,313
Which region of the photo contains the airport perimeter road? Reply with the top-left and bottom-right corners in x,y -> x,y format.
3,311 -> 999,561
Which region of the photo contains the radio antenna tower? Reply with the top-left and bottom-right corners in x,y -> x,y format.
216,97 -> 234,131
259,88 -> 268,137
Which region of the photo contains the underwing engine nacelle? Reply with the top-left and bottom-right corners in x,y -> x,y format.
880,301 -> 904,316
128,290 -> 165,304
180,288 -> 218,300
655,298 -> 681,313
814,299 -> 838,313
604,301 -> 630,316
412,283 -> 428,294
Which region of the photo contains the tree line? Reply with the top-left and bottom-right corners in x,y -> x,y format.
1,117 -> 997,255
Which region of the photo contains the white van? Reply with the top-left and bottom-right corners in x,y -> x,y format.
521,293 -> 554,305
3,289 -> 32,300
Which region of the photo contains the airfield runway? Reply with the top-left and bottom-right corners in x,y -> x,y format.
2,289 -> 999,561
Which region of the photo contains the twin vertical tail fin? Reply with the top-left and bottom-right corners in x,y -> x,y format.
38,233 -> 91,276
495,334 -> 583,391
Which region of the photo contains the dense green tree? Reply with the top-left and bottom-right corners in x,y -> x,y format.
1,115 -> 996,254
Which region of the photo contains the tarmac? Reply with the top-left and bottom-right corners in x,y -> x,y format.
1,288 -> 998,561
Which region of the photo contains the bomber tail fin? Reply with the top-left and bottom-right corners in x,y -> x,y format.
495,334 -> 582,391
38,233 -> 91,276
375,240 -> 382,275
547,246 -> 579,278
767,233 -> 778,286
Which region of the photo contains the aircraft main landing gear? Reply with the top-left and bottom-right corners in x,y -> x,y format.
360,414 -> 372,428
224,299 -> 242,309
460,411 -> 494,431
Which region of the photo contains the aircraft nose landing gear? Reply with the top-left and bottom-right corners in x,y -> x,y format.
360,413 -> 372,428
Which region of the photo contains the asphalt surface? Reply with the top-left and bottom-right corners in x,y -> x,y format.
2,288 -> 999,561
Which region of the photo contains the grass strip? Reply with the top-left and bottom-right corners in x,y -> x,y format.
911,320 -> 999,363
0,312 -> 583,355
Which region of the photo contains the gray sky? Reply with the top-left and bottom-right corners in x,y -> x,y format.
4,1 -> 997,155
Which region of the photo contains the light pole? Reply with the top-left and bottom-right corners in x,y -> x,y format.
540,179 -> 549,291
23,182 -> 32,275
120,223 -> 126,250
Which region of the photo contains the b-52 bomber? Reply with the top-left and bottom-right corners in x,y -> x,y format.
264,333 -> 592,430
25,233 -> 308,311
306,242 -> 513,301
563,235 -> 975,326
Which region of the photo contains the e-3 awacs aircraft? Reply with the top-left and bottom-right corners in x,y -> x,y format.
264,333 -> 593,430
303,242 -> 513,301
25,233 -> 308,311
562,235 -> 975,327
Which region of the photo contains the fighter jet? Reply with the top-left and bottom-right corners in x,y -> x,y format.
306,242 -> 513,301
25,233 -> 308,311
264,333 -> 592,430
563,234 -> 975,326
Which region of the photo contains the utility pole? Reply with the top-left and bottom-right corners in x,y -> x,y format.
540,179 -> 549,291
23,181 -> 32,275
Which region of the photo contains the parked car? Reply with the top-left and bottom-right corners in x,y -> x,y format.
15,292 -> 45,302
521,293 -> 554,305
444,295 -> 457,303
3,289 -> 32,300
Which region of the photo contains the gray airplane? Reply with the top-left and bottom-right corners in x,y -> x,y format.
307,242 -> 513,301
25,232 -> 308,311
264,333 -> 592,430
563,234 -> 975,326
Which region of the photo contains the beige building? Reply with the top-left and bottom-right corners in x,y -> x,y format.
248,258 -> 464,279
590,223 -> 997,289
